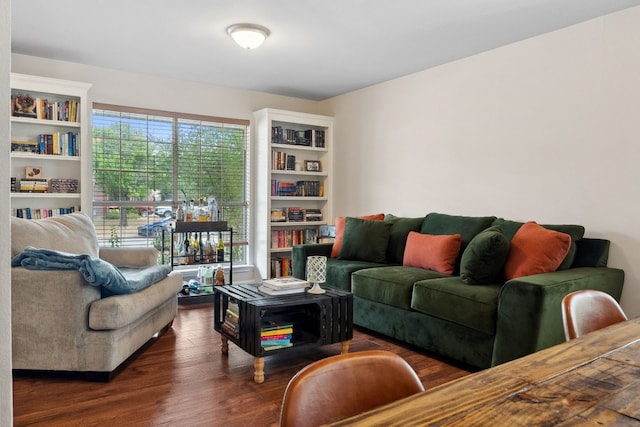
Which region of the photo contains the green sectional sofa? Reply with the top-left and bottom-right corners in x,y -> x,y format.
292,212 -> 624,369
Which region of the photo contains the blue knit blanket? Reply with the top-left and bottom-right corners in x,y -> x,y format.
11,246 -> 171,296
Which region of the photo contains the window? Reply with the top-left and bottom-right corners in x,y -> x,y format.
92,104 -> 250,264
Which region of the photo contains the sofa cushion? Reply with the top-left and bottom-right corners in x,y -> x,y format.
411,277 -> 502,335
503,222 -> 571,281
89,270 -> 182,330
460,226 -> 510,285
330,213 -> 384,258
420,213 -> 497,273
339,217 -> 392,263
325,258 -> 388,292
403,232 -> 461,275
492,218 -> 585,270
11,213 -> 99,258
352,266 -> 447,310
384,214 -> 425,264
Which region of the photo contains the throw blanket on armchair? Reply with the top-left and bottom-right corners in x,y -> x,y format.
11,246 -> 171,296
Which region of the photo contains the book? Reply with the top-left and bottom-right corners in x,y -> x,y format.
261,277 -> 309,290
261,328 -> 293,337
262,343 -> 293,351
260,340 -> 291,347
260,333 -> 292,341
258,285 -> 306,295
261,321 -> 293,331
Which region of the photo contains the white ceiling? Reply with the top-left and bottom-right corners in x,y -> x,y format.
11,0 -> 640,101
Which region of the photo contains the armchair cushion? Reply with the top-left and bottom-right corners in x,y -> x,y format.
11,213 -> 98,258
90,270 -> 182,330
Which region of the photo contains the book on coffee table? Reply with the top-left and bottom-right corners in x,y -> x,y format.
258,285 -> 307,295
261,277 -> 309,290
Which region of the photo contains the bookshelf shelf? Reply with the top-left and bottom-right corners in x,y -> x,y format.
11,116 -> 82,128
11,193 -> 80,199
271,221 -> 328,227
10,73 -> 91,218
10,152 -> 81,161
254,108 -> 334,279
271,170 -> 328,177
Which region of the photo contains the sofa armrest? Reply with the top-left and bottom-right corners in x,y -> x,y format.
99,247 -> 159,267
291,243 -> 333,280
11,267 -> 101,370
491,267 -> 624,366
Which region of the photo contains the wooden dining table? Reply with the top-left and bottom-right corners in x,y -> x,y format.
329,316 -> 640,426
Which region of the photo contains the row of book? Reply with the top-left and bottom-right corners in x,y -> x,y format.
260,320 -> 296,351
270,207 -> 322,223
13,206 -> 80,219
271,180 -> 323,197
10,132 -> 80,157
271,257 -> 292,278
271,228 -> 318,249
12,95 -> 80,122
221,300 -> 240,339
272,126 -> 326,148
272,151 -> 296,171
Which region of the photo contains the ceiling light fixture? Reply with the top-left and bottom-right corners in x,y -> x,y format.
226,23 -> 270,50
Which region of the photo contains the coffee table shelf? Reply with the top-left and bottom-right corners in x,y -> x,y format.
213,283 -> 353,383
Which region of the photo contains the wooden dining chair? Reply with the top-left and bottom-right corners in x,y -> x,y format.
279,350 -> 425,427
562,289 -> 627,341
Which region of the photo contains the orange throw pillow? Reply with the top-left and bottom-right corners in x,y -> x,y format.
503,221 -> 571,281
402,232 -> 461,275
330,213 -> 384,258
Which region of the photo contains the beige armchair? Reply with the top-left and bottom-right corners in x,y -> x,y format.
11,213 -> 182,380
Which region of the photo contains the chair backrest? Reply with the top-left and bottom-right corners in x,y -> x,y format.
279,350 -> 425,427
562,289 -> 627,341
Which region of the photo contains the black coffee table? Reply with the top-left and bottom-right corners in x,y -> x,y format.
213,283 -> 353,383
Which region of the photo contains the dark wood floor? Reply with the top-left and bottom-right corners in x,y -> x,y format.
13,303 -> 474,427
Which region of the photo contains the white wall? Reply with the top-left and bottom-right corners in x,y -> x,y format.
1,0 -> 13,423
325,6 -> 640,316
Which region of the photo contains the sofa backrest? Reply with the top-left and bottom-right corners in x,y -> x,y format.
11,213 -> 99,258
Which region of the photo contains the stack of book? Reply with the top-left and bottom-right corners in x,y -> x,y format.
304,208 -> 322,221
221,300 -> 240,339
261,322 -> 294,351
258,277 -> 309,295
20,178 -> 48,193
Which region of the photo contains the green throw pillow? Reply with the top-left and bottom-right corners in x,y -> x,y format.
339,217 -> 392,263
384,214 -> 425,264
460,226 -> 510,285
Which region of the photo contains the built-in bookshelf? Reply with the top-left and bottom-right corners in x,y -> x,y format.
254,108 -> 333,279
10,73 -> 91,218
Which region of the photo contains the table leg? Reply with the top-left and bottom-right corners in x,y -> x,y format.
341,340 -> 350,354
221,335 -> 229,355
254,357 -> 265,383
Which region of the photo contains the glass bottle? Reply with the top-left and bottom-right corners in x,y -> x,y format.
197,197 -> 207,221
180,234 -> 189,265
204,232 -> 215,263
176,202 -> 185,222
217,234 -> 225,262
208,198 -> 218,222
185,200 -> 194,222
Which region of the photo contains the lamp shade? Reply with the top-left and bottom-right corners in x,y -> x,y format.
226,24 -> 270,50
